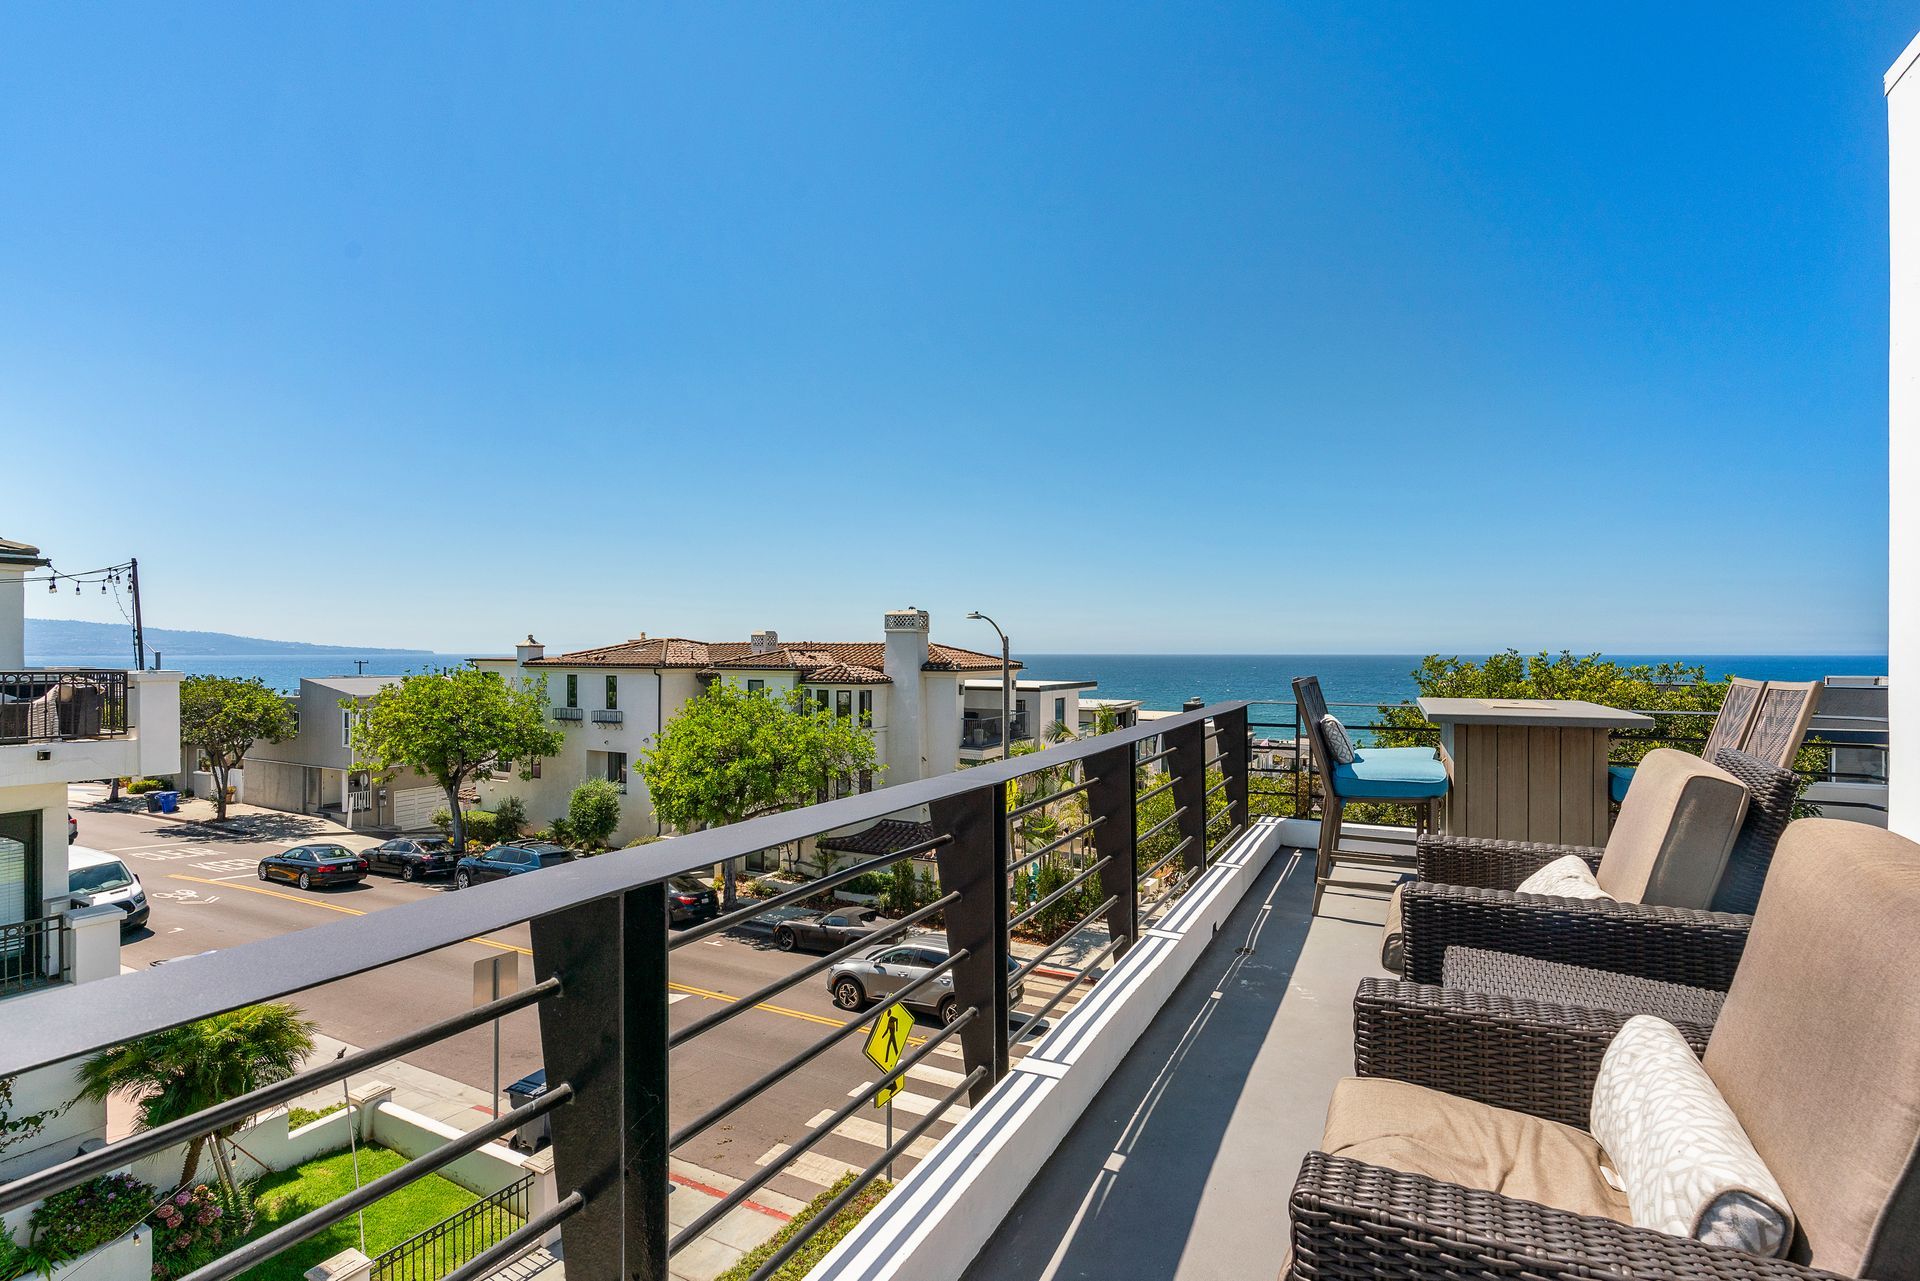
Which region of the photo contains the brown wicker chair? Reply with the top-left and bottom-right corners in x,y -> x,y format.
1292,819 -> 1920,1280
1394,748 -> 1798,987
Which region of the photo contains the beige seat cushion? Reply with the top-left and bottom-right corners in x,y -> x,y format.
1596,748 -> 1748,908
1321,1076 -> 1630,1224
1704,820 -> 1920,1276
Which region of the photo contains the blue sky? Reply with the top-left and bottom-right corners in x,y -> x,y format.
0,4 -> 1906,656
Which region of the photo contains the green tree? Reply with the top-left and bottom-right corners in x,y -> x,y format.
564,778 -> 623,850
76,1004 -> 316,1201
640,684 -> 880,906
178,675 -> 297,821
349,668 -> 563,853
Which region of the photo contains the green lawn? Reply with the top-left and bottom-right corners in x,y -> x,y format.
235,1147 -> 516,1281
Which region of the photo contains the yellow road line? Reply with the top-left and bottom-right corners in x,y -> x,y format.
165,874 -> 910,1037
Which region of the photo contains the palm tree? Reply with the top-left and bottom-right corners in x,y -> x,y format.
77,1003 -> 316,1198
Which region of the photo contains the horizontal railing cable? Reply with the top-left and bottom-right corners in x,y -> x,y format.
669,949 -> 972,1148
1137,805 -> 1187,846
1016,935 -> 1127,1042
1133,746 -> 1176,768
0,976 -> 562,1215
670,893 -> 960,1047
1006,773 -> 1100,819
670,835 -> 952,950
744,1066 -> 988,1281
1134,777 -> 1176,806
182,1083 -> 576,1281
1007,815 -> 1106,874
1135,837 -> 1195,887
1204,776 -> 1227,799
1008,857 -> 1112,932
671,1008 -> 979,1254
1010,895 -> 1118,987
438,1191 -> 585,1281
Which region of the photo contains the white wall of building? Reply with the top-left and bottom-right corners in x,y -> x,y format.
1889,32 -> 1920,837
0,563 -> 25,669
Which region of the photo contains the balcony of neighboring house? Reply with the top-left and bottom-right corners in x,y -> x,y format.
0,667 -> 181,789
0,685 -> 1900,1281
958,709 -> 1030,759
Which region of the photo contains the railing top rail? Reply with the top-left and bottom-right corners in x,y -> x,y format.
0,700 -> 1250,1076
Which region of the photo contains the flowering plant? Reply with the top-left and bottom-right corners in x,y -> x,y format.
24,1172 -> 155,1266
150,1183 -> 250,1280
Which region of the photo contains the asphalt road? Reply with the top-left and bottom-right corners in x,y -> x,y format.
69,791 -> 1065,1202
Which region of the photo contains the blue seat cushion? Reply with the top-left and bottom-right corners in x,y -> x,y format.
1329,746 -> 1450,800
1608,764 -> 1636,805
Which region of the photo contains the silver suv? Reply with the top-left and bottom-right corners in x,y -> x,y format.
825,937 -> 1025,1027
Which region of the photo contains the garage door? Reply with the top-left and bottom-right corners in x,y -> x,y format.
393,788 -> 444,832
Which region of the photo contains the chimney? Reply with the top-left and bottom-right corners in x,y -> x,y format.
516,635 -> 544,664
882,609 -> 931,784
751,629 -> 779,655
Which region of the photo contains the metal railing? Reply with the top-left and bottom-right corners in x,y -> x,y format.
0,670 -> 129,744
590,709 -> 624,724
0,914 -> 70,998
0,700 -> 1252,1281
371,1173 -> 533,1281
550,706 -> 584,722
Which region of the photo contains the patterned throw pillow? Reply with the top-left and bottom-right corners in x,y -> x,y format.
1514,854 -> 1613,900
1590,1015 -> 1794,1256
1319,715 -> 1356,765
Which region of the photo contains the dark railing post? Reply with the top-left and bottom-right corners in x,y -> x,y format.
1085,744 -> 1138,957
1166,718 -> 1208,878
1292,701 -> 1308,819
530,883 -> 669,1280
1216,704 -> 1250,838
932,781 -> 1009,1102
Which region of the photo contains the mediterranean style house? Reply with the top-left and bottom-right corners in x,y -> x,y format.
471,609 -> 1094,846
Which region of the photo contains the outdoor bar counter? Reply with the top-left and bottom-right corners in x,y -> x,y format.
1417,697 -> 1655,846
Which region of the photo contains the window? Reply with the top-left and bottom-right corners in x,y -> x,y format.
815,689 -> 830,712
859,690 -> 872,722
1054,697 -> 1066,726
607,752 -> 628,791
836,690 -> 852,720
747,679 -> 765,694
565,675 -> 578,709
342,711 -> 354,748
530,757 -> 542,780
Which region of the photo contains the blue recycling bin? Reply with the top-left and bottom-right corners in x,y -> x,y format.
155,791 -> 178,814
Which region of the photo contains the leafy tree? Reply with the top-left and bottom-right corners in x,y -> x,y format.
640,684 -> 880,906
77,1004 -> 316,1201
564,778 -> 623,850
178,675 -> 297,821
349,668 -> 563,853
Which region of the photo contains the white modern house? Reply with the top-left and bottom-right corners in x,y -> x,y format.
237,676 -> 443,831
958,677 -> 1098,760
0,535 -> 179,1181
472,609 -> 1038,845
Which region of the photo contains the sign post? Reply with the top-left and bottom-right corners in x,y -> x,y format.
863,1002 -> 914,1181
473,953 -> 521,1119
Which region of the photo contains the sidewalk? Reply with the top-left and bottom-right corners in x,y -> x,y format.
73,784 -> 380,848
1010,919 -> 1115,983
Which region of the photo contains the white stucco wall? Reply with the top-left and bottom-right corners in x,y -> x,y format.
1890,32 -> 1920,838
0,565 -> 25,669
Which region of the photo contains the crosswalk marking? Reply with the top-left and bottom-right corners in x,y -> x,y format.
803,1110 -> 942,1159
906,1062 -> 967,1088
847,1083 -> 971,1122
753,1148 -> 863,1188
669,993 -> 690,1005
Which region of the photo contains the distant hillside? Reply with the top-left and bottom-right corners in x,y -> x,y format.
26,618 -> 430,657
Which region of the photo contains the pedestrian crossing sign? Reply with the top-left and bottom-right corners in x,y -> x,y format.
863,1002 -> 915,1108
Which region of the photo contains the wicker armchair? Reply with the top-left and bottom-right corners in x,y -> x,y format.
1290,821 -> 1920,1281
1396,748 -> 1797,987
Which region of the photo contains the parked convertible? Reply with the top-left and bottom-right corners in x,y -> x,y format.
365,836 -> 458,881
455,842 -> 574,889
768,905 -> 881,953
258,844 -> 369,890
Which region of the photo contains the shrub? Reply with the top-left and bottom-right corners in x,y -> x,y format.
838,872 -> 889,897
565,779 -> 622,850
150,1183 -> 249,1280
286,1101 -> 344,1130
430,808 -> 452,837
716,1172 -> 891,1281
25,1172 -> 156,1266
126,778 -> 165,795
624,834 -> 665,848
492,795 -> 528,840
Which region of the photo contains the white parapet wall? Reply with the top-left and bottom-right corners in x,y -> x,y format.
810,816 -> 1285,1281
1890,31 -> 1920,840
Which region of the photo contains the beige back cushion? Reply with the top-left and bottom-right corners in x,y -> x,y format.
1704,820 -> 1920,1277
1595,748 -> 1748,907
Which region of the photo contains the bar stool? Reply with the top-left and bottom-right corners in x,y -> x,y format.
1607,678 -> 1814,803
1293,676 -> 1450,915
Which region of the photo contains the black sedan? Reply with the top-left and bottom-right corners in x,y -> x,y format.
365,836 -> 458,882
259,844 -> 369,890
455,842 -> 574,889
666,875 -> 719,926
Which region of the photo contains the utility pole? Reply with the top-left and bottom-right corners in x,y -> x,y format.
128,558 -> 146,670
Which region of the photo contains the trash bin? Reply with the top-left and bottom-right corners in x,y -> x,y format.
155,791 -> 179,814
505,1069 -> 550,1152
146,792 -> 163,813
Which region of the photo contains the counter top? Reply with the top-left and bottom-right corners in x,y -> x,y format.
1415,697 -> 1655,730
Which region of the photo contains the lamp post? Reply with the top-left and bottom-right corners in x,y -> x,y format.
966,611 -> 1012,759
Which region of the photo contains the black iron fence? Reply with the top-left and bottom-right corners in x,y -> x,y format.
0,670 -> 129,744
0,914 -> 68,998
0,701 -> 1252,1281
371,1174 -> 533,1281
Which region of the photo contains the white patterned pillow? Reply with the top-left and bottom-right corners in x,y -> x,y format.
1319,715 -> 1356,765
1590,1015 -> 1794,1256
1515,854 -> 1612,900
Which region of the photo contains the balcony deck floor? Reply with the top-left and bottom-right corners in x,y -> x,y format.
961,847 -> 1396,1281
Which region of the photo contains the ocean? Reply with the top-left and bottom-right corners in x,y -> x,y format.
28,648 -> 1890,709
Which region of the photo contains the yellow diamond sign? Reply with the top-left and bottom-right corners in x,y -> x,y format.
864,1002 -> 915,1108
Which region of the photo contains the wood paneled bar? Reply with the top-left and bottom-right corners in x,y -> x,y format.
1417,697 -> 1655,847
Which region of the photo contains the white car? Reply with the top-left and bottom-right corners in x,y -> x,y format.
68,845 -> 149,932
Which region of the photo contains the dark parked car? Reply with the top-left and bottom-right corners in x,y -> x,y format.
68,814 -> 77,844
455,842 -> 574,889
772,906 -> 880,953
259,844 -> 369,890
666,875 -> 718,926
365,836 -> 458,881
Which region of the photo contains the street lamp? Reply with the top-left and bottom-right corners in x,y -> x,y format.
966,611 -> 1013,759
